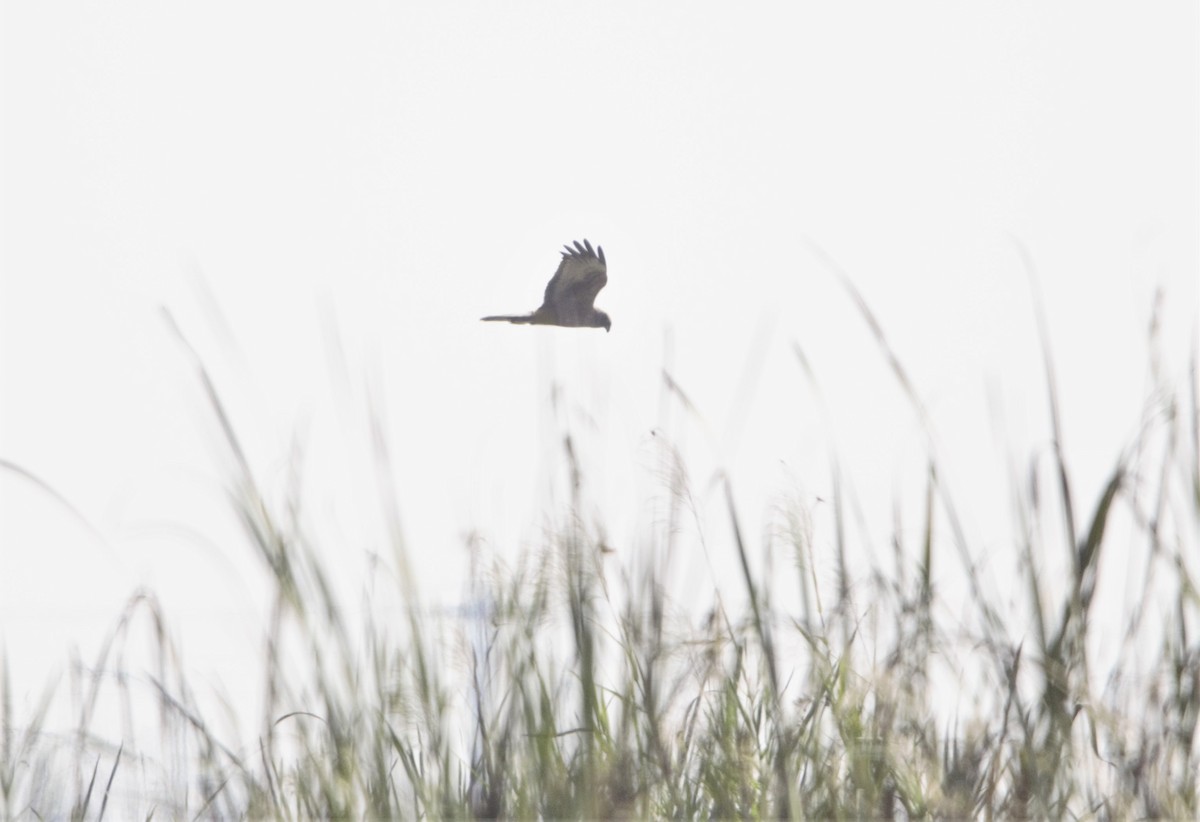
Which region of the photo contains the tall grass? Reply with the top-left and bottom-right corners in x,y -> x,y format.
1,284 -> 1197,819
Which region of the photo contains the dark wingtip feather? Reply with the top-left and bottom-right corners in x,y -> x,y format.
561,239 -> 604,262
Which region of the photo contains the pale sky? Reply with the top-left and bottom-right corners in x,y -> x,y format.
2,3 -> 1197,740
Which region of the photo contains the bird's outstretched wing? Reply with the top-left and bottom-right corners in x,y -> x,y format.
541,239 -> 607,324
482,238 -> 610,330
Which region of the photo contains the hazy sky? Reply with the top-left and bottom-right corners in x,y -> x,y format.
2,4 -> 1197,724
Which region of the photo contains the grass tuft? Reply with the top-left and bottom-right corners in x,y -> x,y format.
1,286 -> 1197,819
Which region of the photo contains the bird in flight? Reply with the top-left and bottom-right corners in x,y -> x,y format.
482,239 -> 610,331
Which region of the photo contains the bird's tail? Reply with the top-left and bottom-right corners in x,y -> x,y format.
480,314 -> 535,324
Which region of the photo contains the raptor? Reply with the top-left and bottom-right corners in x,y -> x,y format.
482,239 -> 610,331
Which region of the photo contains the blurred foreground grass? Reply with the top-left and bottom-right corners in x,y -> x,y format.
2,286 -> 1198,820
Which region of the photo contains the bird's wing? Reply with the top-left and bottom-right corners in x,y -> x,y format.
542,239 -> 607,316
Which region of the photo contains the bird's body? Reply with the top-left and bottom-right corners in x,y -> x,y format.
482,239 -> 611,331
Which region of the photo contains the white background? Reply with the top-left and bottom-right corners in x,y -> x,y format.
2,2 -> 1197,744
